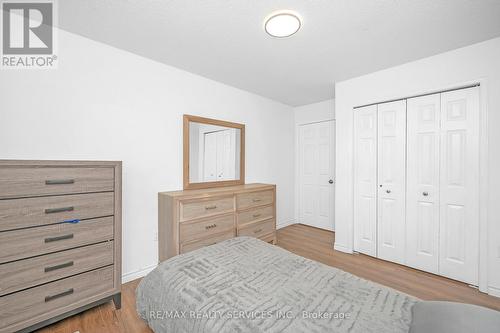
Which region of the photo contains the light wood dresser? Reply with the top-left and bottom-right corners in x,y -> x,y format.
0,160 -> 122,333
158,183 -> 276,261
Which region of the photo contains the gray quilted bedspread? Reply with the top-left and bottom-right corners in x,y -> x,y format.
136,237 -> 417,333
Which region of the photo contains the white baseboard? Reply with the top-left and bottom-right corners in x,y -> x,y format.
122,263 -> 157,283
277,219 -> 297,229
333,242 -> 353,254
488,286 -> 500,298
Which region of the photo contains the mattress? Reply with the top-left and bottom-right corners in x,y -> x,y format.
136,236 -> 417,333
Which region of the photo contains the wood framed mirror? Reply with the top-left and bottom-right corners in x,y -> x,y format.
183,115 -> 245,190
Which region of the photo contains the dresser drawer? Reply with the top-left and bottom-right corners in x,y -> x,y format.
180,196 -> 234,221
238,219 -> 275,239
0,167 -> 114,199
237,205 -> 274,227
180,214 -> 234,242
0,192 -> 114,231
0,266 -> 114,332
0,216 -> 114,263
236,190 -> 274,210
0,242 -> 113,296
180,231 -> 235,254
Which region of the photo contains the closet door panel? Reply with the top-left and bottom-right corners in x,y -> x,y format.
354,105 -> 377,256
377,100 -> 407,264
406,94 -> 440,274
439,87 -> 479,285
203,132 -> 217,181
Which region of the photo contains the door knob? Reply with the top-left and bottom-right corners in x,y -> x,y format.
423,192 -> 429,196
329,179 -> 334,184
386,190 -> 391,193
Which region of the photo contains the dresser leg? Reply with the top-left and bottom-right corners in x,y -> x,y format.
112,292 -> 122,310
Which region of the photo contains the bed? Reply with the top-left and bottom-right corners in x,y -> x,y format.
136,236 -> 417,332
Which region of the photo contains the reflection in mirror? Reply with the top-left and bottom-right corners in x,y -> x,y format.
189,122 -> 241,183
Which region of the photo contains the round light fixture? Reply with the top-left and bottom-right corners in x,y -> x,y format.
264,11 -> 301,38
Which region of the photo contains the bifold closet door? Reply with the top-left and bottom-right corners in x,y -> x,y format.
353,105 -> 377,256
439,87 -> 480,285
203,132 -> 218,181
406,87 -> 480,284
406,94 -> 441,274
216,129 -> 236,181
377,100 -> 407,264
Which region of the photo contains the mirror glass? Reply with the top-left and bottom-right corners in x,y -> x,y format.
189,121 -> 241,184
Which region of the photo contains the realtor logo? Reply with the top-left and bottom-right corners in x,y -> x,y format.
1,0 -> 57,69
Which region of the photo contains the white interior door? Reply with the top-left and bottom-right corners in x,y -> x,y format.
377,100 -> 407,264
298,121 -> 335,231
406,93 -> 441,274
354,105 -> 377,256
439,87 -> 480,285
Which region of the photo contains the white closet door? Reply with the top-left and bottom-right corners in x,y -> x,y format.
439,87 -> 480,285
354,105 -> 377,256
406,94 -> 441,273
377,100 -> 407,264
216,129 -> 236,181
203,132 -> 217,181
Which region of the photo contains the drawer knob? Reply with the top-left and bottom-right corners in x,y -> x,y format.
45,288 -> 74,302
254,228 -> 263,234
45,206 -> 74,214
423,191 -> 429,196
45,179 -> 75,185
252,198 -> 262,202
45,261 -> 74,273
205,205 -> 217,210
205,224 -> 217,230
253,213 -> 262,218
45,233 -> 74,243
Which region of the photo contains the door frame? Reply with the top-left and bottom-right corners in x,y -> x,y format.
296,119 -> 336,231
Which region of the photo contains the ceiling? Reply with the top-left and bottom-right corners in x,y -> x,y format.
58,0 -> 500,106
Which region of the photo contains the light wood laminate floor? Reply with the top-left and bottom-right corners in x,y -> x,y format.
38,224 -> 500,332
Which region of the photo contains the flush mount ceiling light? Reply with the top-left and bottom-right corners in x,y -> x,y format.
264,11 -> 302,38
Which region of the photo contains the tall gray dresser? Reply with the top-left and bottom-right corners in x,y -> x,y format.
0,160 -> 122,333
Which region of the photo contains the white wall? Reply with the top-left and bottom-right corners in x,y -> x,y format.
294,99 -> 335,125
293,99 -> 335,227
0,29 -> 295,282
334,37 -> 500,296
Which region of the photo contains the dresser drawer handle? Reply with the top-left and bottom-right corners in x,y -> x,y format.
254,228 -> 263,233
45,179 -> 75,185
45,288 -> 74,302
205,205 -> 217,210
63,219 -> 80,224
44,261 -> 74,273
252,198 -> 262,202
45,206 -> 74,214
252,213 -> 262,218
45,234 -> 74,243
205,223 -> 217,230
